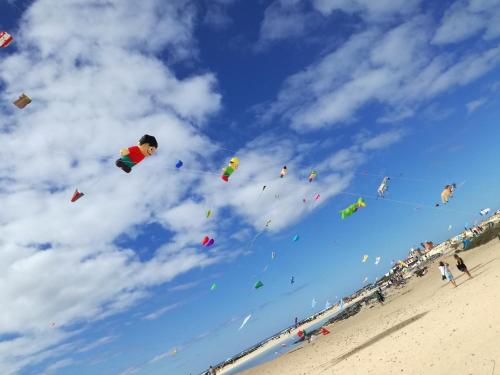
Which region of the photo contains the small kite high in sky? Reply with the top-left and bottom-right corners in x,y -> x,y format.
362,255 -> 369,262
308,170 -> 317,183
115,134 -> 158,173
280,166 -> 287,178
239,314 -> 252,330
290,276 -> 295,285
13,93 -> 32,109
374,256 -> 381,265
340,198 -> 366,219
439,183 -> 456,205
210,283 -> 217,291
206,209 -> 212,218
175,160 -> 183,169
377,176 -> 390,198
480,208 -> 491,216
292,234 -> 300,242
271,251 -> 276,259
0,31 -> 13,48
221,157 -> 239,182
311,298 -> 317,308
70,189 -> 84,202
201,236 -> 215,247
254,281 -> 264,289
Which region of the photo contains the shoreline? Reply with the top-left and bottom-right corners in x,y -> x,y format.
218,290 -> 376,374
240,236 -> 500,374
215,215 -> 500,375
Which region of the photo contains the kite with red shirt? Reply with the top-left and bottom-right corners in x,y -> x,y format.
115,134 -> 158,173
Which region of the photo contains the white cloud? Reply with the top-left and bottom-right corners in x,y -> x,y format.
168,281 -> 201,292
203,0 -> 237,30
433,0 -> 500,44
258,0 -> 318,44
77,336 -> 117,353
42,358 -> 77,374
143,302 -> 184,320
264,14 -> 500,130
312,0 -> 422,20
466,97 -> 487,113
0,0 -> 223,373
258,0 -> 423,44
361,130 -> 405,151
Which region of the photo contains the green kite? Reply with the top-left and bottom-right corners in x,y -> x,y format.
340,198 -> 366,219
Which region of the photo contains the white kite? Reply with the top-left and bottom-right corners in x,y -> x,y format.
311,298 -> 317,308
239,314 -> 252,331
480,208 -> 491,216
377,176 -> 390,198
374,256 -> 381,265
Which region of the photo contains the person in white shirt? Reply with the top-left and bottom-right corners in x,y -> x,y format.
439,261 -> 457,287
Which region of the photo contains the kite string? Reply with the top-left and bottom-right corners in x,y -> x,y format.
354,171 -> 428,183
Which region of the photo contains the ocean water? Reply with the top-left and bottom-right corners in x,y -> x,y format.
223,310 -> 343,374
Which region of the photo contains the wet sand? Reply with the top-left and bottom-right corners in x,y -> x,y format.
240,239 -> 500,375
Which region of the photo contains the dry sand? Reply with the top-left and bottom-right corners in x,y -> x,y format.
239,239 -> 500,375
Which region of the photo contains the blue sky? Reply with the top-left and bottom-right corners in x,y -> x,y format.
1,0 -> 500,374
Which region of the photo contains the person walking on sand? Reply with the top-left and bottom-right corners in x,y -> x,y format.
374,287 -> 385,305
454,254 -> 472,279
439,261 -> 457,287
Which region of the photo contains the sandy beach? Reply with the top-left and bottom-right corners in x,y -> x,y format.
236,238 -> 500,375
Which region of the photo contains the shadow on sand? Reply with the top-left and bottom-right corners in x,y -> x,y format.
319,311 -> 429,371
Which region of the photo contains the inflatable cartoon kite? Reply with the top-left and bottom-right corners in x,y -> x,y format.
340,198 -> 366,219
308,171 -> 317,183
221,157 -> 240,182
439,183 -> 456,205
377,177 -> 390,198
115,134 -> 158,173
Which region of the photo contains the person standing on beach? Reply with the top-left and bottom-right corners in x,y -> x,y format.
375,289 -> 385,305
454,254 -> 472,279
439,261 -> 457,287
